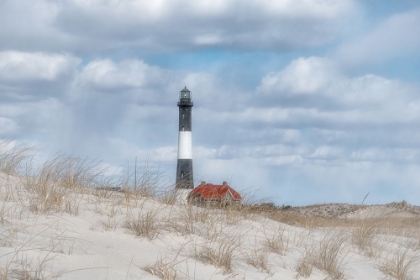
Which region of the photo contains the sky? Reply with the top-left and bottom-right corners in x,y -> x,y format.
1,0 -> 420,206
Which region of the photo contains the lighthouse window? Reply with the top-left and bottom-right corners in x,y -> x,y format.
182,113 -> 184,119
182,126 -> 185,131
181,172 -> 184,178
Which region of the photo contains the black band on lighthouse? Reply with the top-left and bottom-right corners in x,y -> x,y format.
176,159 -> 193,189
179,108 -> 192,131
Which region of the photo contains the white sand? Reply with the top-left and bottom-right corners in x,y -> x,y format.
0,172 -> 419,279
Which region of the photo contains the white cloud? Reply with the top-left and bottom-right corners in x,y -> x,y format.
350,148 -> 420,163
0,98 -> 73,160
99,163 -> 123,177
73,58 -> 239,112
193,35 -> 224,46
306,146 -> 346,160
294,160 -> 420,204
0,0 -> 67,52
335,8 -> 420,67
0,0 -> 359,53
258,57 -> 340,95
0,117 -> 20,135
109,138 -> 177,164
75,59 -> 167,91
195,157 -> 272,194
0,51 -> 79,82
258,57 -> 419,116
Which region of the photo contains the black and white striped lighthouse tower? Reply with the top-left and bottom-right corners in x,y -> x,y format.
176,86 -> 194,189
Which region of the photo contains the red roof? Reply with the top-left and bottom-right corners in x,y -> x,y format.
190,182 -> 242,200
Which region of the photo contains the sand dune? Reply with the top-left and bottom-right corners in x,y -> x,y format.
284,201 -> 420,219
0,166 -> 419,279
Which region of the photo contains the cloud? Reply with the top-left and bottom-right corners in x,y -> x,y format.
195,157 -> 272,194
335,8 -> 420,67
11,98 -> 70,137
75,59 -> 168,91
258,57 -> 340,95
0,0 -> 67,52
0,0 -> 359,53
289,160 -> 420,205
58,0 -> 357,51
0,117 -> 20,135
257,57 -> 419,115
242,57 -> 420,202
193,56 -> 420,174
73,58 -> 221,108
109,138 -> 177,164
0,51 -> 79,82
350,148 -> 420,163
0,51 -> 80,100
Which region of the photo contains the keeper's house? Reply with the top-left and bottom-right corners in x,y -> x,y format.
188,181 -> 242,207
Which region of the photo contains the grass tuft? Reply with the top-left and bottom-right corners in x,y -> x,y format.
244,247 -> 270,273
263,226 -> 287,255
192,237 -> 239,273
296,231 -> 347,279
380,249 -> 420,280
125,209 -> 159,240
143,258 -> 177,280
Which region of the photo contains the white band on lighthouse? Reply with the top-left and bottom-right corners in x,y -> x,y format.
177,131 -> 192,159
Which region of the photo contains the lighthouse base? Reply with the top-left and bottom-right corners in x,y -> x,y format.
174,189 -> 192,205
176,159 -> 194,189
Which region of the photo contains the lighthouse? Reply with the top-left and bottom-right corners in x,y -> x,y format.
176,86 -> 194,189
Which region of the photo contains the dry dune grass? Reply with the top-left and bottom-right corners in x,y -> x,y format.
0,140 -> 32,176
0,140 -> 419,279
263,225 -> 287,255
267,210 -> 420,229
296,231 -> 347,279
244,246 -> 270,273
143,257 -> 178,280
380,249 -> 420,280
125,208 -> 160,240
192,236 -> 240,273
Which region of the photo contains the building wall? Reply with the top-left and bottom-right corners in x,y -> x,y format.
188,193 -> 241,208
